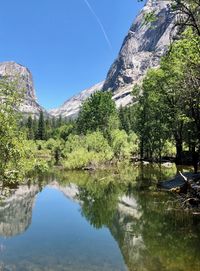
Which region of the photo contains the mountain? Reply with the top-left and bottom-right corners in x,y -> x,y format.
0,61 -> 45,116
49,81 -> 104,119
50,0 -> 174,118
103,0 -> 174,106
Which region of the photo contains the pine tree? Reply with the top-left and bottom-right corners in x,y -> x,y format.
57,115 -> 62,128
27,115 -> 34,140
37,111 -> 46,140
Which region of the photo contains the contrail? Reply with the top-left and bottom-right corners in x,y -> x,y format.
83,0 -> 112,51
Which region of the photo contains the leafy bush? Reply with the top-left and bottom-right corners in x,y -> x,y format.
62,132 -> 113,169
62,134 -> 83,156
32,159 -> 49,173
83,131 -> 112,153
129,132 -> 140,156
111,129 -> 134,160
162,140 -> 176,157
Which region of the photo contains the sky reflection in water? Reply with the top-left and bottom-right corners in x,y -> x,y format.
0,166 -> 200,271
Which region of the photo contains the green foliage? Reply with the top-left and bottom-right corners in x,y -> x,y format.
0,76 -> 49,183
118,105 -> 137,134
77,91 -> 118,136
54,123 -> 74,140
84,131 -> 112,153
26,116 -> 35,140
32,159 -> 49,173
37,111 -> 46,140
142,11 -> 157,28
0,77 -> 28,182
135,28 -> 200,161
62,134 -> 82,155
141,0 -> 200,36
111,129 -> 136,160
62,132 -> 113,169
45,138 -> 62,150
162,140 -> 177,157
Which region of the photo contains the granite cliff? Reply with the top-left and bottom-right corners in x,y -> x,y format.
50,0 -> 174,118
0,61 -> 45,116
103,0 -> 174,106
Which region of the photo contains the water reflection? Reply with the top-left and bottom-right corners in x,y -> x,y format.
0,185 -> 39,237
0,165 -> 200,271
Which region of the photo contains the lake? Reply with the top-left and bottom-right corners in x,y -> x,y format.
0,164 -> 200,271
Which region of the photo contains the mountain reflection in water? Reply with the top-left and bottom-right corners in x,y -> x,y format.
0,166 -> 200,271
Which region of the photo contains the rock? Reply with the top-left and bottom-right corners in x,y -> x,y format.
49,81 -> 104,119
0,61 -> 47,116
103,0 -> 175,106
158,173 -> 200,191
142,161 -> 150,165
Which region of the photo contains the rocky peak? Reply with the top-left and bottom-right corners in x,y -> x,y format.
103,0 -> 174,106
0,61 -> 45,116
49,81 -> 104,119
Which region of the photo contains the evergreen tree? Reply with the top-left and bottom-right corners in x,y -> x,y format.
27,116 -> 34,140
119,106 -> 131,134
57,115 -> 63,128
37,111 -> 46,140
32,117 -> 38,140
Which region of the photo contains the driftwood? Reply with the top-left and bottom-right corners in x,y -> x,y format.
158,172 -> 200,212
172,172 -> 200,211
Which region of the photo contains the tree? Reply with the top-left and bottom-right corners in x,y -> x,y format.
26,115 -> 34,140
119,106 -> 131,133
0,77 -> 27,181
135,28 -> 200,163
135,72 -> 169,160
77,91 -> 118,136
118,105 -> 138,134
142,0 -> 200,36
171,0 -> 200,36
37,111 -> 46,140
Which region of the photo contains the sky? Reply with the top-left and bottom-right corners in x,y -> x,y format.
0,0 -> 144,109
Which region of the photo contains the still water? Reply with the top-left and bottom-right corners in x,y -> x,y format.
0,164 -> 200,271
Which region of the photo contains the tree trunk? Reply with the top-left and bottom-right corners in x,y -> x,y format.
175,139 -> 183,165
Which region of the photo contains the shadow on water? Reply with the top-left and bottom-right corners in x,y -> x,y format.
0,164 -> 200,271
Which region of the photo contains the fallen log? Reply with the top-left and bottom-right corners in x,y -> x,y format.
158,172 -> 200,210
158,172 -> 200,191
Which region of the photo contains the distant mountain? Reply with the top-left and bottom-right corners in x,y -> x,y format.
0,61 -> 45,116
50,0 -> 175,118
49,81 -> 104,119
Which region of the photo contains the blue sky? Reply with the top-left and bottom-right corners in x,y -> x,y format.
0,0 -> 144,109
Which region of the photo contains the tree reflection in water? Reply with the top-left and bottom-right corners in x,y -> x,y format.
0,165 -> 200,271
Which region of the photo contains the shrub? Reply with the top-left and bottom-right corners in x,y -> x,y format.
111,129 -> 134,160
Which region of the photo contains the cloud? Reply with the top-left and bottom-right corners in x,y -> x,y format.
83,0 -> 112,51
